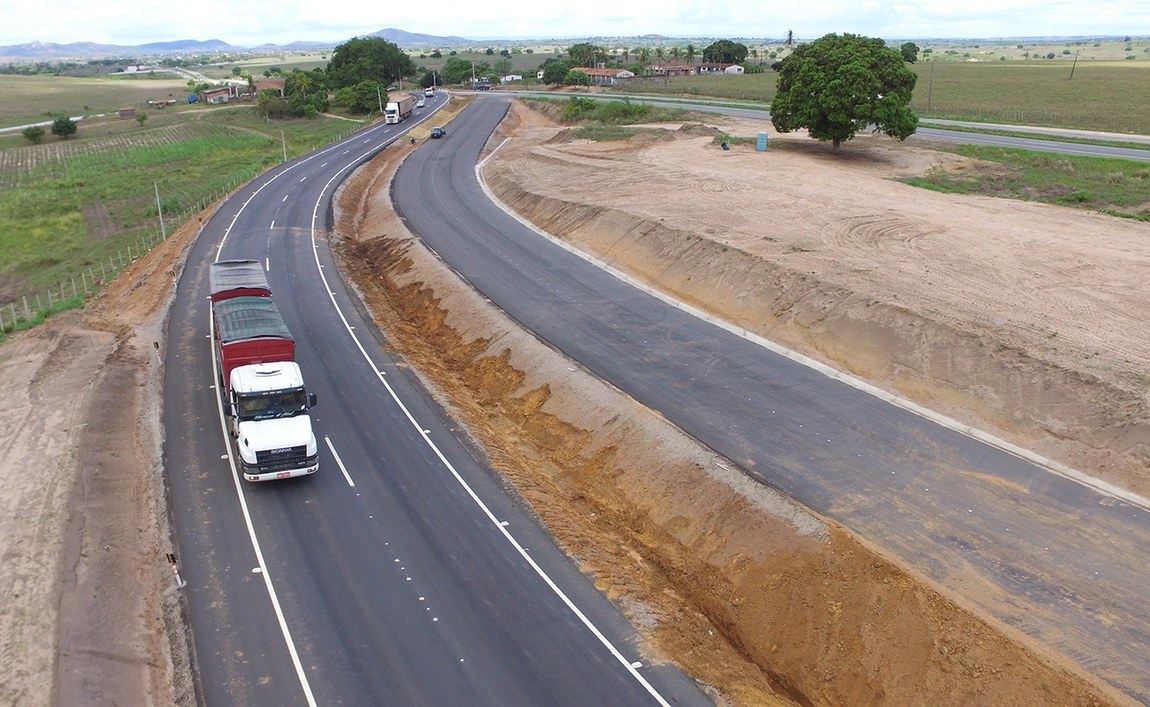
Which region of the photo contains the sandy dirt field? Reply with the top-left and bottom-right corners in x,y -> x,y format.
0,96 -> 1142,705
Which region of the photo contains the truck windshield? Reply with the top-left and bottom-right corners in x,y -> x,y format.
237,389 -> 307,420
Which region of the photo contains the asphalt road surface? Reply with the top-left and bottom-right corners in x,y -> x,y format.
163,91 -> 708,706
392,96 -> 1150,702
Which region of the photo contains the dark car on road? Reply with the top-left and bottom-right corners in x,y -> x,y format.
430,127 -> 446,139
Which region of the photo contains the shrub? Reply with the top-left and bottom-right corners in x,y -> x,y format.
22,126 -> 45,144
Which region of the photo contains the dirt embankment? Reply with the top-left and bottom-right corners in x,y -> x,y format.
0,211 -> 201,706
328,105 -> 1123,705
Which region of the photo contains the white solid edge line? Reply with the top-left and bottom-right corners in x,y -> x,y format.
306,121 -> 672,707
475,134 -> 1150,515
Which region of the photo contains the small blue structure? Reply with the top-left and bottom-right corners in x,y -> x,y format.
756,132 -> 769,151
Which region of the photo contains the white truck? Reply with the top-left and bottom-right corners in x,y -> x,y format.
384,94 -> 416,124
210,260 -> 319,482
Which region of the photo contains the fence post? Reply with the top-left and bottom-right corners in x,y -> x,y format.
11,302 -> 18,326
89,266 -> 96,285
60,282 -> 65,301
47,290 -> 53,307
119,251 -> 124,268
36,293 -> 42,311
23,296 -> 30,319
71,278 -> 77,299
81,271 -> 87,293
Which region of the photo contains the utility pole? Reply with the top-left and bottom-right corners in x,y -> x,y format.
1069,49 -> 1080,80
154,182 -> 166,239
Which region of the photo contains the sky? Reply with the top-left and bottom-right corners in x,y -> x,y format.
0,0 -> 1147,47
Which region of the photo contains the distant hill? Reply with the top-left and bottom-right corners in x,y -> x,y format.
367,28 -> 473,48
0,29 -> 479,61
0,38 -> 240,60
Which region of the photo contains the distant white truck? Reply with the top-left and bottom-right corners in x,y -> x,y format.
385,94 -> 416,124
424,86 -> 435,97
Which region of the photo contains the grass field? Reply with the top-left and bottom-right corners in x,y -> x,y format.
909,61 -> 1150,134
0,74 -> 192,127
905,146 -> 1150,220
0,105 -> 364,330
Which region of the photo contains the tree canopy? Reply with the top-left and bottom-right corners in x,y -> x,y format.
900,42 -> 920,63
702,39 -> 749,64
770,33 -> 918,149
51,116 -> 77,139
327,37 -> 415,90
540,58 -> 573,85
566,42 -> 607,67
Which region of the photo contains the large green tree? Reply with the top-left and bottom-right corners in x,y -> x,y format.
540,58 -> 573,85
332,80 -> 385,113
440,56 -> 491,85
327,37 -> 415,89
770,33 -> 918,149
702,39 -> 748,64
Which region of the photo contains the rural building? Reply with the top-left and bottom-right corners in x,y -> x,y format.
254,79 -> 285,97
651,64 -> 696,77
697,63 -> 744,74
501,74 -> 524,84
199,86 -> 240,104
569,67 -> 635,86
117,107 -> 137,119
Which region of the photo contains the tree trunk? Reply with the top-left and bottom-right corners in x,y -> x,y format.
833,138 -> 841,150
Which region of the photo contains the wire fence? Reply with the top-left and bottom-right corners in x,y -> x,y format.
0,196 -> 215,334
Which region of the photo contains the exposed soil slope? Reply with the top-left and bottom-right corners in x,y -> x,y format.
327,103 -> 1126,705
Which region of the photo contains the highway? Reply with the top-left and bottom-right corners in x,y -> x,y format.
392,96 -> 1150,702
163,91 -> 708,705
162,90 -> 1150,703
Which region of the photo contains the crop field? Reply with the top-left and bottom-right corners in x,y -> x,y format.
909,61 -> 1150,134
0,104 -> 363,329
605,58 -> 1150,136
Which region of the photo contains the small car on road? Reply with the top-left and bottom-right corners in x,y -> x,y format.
430,127 -> 446,139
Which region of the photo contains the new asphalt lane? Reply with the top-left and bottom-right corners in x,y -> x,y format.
163,92 -> 708,706
392,96 -> 1150,702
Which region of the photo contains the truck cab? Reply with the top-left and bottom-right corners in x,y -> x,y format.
228,361 -> 319,481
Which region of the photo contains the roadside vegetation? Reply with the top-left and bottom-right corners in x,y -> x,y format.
905,146 -> 1150,220
0,107 -> 360,335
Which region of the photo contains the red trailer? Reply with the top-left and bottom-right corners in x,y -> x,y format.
209,259 -> 272,302
212,295 -> 296,387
